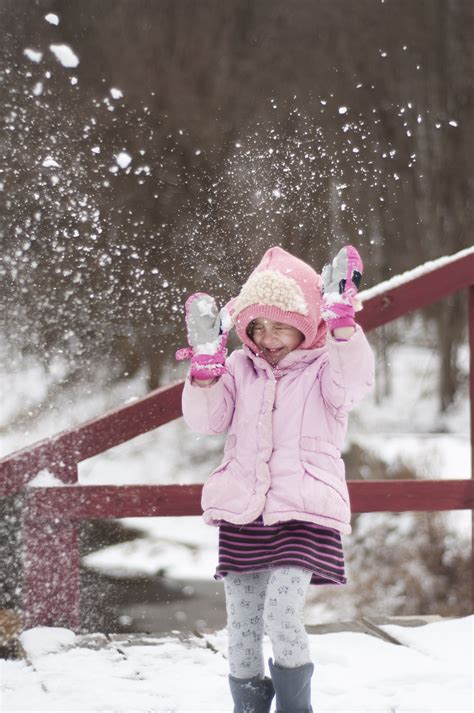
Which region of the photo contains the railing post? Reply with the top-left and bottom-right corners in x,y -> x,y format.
21,483 -> 81,631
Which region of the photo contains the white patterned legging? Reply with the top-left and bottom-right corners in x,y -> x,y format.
223,566 -> 313,679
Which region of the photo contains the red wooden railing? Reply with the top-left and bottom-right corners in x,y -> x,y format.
1,248 -> 473,631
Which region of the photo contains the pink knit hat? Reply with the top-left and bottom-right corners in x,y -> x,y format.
228,246 -> 327,350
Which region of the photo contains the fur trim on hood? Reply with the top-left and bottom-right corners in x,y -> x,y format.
228,246 -> 326,350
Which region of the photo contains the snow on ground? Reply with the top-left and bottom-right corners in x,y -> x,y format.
84,515 -> 219,580
1,616 -> 472,712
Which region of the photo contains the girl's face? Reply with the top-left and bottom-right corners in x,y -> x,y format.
248,318 -> 304,364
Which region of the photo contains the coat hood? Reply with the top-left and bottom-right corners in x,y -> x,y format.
227,246 -> 327,350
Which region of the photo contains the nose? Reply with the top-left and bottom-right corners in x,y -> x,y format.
261,330 -> 280,347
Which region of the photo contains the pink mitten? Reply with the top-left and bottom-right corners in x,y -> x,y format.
175,293 -> 231,380
321,246 -> 363,330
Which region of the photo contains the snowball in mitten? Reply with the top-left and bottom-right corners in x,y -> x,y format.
176,292 -> 231,379
321,245 -> 363,330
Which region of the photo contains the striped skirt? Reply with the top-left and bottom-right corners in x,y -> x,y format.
214,515 -> 346,586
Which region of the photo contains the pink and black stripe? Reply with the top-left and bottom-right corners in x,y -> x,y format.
214,515 -> 346,586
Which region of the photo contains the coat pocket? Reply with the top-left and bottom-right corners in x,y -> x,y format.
201,458 -> 251,514
300,437 -> 345,480
201,459 -> 232,510
300,437 -> 349,514
300,436 -> 340,460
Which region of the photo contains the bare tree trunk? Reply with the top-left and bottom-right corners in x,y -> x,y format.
436,293 -> 466,410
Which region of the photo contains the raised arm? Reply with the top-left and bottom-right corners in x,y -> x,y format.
319,326 -> 375,414
319,245 -> 375,413
182,363 -> 237,434
176,291 -> 236,434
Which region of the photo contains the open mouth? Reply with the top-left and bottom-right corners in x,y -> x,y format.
265,347 -> 285,357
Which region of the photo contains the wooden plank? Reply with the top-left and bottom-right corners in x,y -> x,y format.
0,382 -> 183,497
25,484 -> 203,520
306,615 -> 447,638
349,479 -> 474,512
23,479 -> 474,522
358,252 -> 474,331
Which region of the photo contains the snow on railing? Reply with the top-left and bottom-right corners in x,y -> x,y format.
358,248 -> 474,330
0,250 -> 473,630
359,246 -> 474,301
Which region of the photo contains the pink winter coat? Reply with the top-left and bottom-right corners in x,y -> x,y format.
182,325 -> 375,535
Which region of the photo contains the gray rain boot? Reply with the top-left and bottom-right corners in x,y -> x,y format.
268,658 -> 314,713
228,673 -> 275,713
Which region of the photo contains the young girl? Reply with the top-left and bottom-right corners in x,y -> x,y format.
176,245 -> 375,713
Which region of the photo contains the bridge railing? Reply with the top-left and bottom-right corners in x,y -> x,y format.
1,248 -> 473,630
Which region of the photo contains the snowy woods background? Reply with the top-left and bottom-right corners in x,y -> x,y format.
0,0 -> 472,630
1,0 -> 472,400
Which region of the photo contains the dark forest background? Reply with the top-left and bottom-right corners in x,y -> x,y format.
1,0 -> 473,420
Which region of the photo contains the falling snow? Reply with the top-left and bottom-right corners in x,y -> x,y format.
45,13 -> 60,26
49,44 -> 80,68
1,2 -> 469,453
23,48 -> 43,63
41,157 -> 60,168
115,152 -> 132,169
